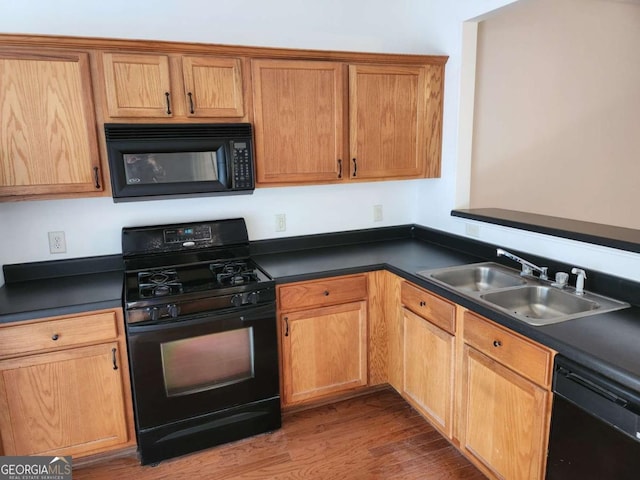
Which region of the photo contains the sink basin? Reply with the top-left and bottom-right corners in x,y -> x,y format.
480,286 -> 599,325
417,262 -> 630,326
419,262 -> 526,292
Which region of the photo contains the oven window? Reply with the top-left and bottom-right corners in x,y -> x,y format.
160,327 -> 254,397
123,150 -> 226,185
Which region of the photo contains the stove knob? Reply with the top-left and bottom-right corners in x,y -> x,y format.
147,307 -> 160,322
247,291 -> 259,304
167,304 -> 180,318
231,294 -> 243,307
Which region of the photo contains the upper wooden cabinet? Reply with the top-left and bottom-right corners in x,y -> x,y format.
101,52 -> 245,119
350,64 -> 423,179
0,49 -> 103,199
251,59 -> 345,184
252,59 -> 444,186
0,33 -> 447,199
350,64 -> 441,179
182,56 -> 244,117
102,53 -> 171,118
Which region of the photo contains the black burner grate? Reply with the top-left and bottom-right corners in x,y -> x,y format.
210,261 -> 259,286
138,269 -> 183,298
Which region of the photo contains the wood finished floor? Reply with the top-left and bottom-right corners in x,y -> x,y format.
74,389 -> 487,479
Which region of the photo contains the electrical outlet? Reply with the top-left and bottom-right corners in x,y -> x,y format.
373,205 -> 383,222
48,231 -> 67,254
275,214 -> 286,232
465,223 -> 480,238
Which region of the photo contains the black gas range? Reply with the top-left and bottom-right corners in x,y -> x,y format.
121,218 -> 281,465
124,256 -> 275,324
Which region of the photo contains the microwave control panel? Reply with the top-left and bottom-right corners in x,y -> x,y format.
231,141 -> 254,189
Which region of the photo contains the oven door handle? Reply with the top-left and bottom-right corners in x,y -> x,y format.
127,303 -> 275,334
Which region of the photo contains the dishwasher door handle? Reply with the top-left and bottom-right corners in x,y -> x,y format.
561,368 -> 629,408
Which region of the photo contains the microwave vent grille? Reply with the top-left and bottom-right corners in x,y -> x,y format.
104,123 -> 252,141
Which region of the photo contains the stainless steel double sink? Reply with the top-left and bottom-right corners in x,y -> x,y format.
417,262 -> 629,326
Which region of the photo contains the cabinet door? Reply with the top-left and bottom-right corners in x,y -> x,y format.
0,343 -> 128,457
103,52 -> 172,117
403,308 -> 454,438
349,64 -> 430,180
0,50 -> 102,197
281,301 -> 367,405
252,59 -> 346,184
461,345 -> 550,480
181,56 -> 244,117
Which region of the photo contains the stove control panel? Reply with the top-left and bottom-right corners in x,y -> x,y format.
122,218 -> 250,258
164,225 -> 212,244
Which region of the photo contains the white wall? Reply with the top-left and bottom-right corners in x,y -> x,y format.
0,182 -> 418,264
2,0 -> 638,286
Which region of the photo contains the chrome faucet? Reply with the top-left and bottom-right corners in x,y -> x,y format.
496,248 -> 549,280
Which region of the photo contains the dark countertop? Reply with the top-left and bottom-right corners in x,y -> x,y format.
0,270 -> 123,323
254,236 -> 640,394
452,208 -> 640,254
0,254 -> 123,323
1,226 -> 639,395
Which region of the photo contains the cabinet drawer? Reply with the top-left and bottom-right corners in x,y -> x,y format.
463,311 -> 553,388
401,282 -> 455,334
0,311 -> 119,358
278,275 -> 367,311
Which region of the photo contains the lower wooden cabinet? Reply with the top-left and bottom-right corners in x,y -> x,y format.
276,274 -> 555,480
277,274 -> 368,407
395,280 -> 553,480
0,309 -> 134,458
401,282 -> 456,438
403,308 -> 454,438
280,301 -> 368,406
460,346 -> 550,480
459,310 -> 553,480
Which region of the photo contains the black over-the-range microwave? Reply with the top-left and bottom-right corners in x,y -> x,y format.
104,123 -> 255,202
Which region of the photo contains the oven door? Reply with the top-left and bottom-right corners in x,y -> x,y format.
126,303 -> 278,430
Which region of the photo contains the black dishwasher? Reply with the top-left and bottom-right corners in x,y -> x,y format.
546,356 -> 640,479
